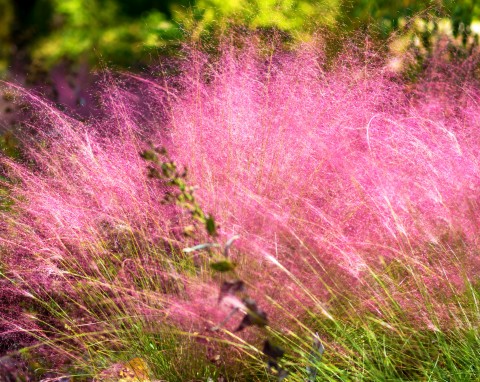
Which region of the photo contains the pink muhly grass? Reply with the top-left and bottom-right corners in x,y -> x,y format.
1,40 -> 480,343
160,42 -> 480,326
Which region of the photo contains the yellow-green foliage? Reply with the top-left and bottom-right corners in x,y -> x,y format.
31,0 -> 181,68
175,0 -> 340,39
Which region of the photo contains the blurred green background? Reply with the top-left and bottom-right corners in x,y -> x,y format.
1,0 -> 479,75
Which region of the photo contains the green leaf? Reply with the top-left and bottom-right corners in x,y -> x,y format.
140,149 -> 157,162
210,260 -> 235,272
205,215 -> 217,236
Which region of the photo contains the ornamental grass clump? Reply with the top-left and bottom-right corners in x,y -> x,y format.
0,37 -> 479,380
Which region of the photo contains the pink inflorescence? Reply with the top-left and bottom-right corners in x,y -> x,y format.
166,44 -> 480,276
2,41 -> 480,330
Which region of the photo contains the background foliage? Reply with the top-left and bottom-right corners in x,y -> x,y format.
1,0 -> 479,74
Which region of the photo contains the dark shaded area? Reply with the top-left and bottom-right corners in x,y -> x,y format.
12,0 -> 53,50
116,0 -> 184,18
